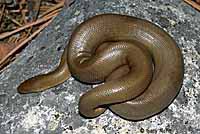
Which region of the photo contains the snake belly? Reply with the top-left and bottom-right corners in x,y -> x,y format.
18,14 -> 184,121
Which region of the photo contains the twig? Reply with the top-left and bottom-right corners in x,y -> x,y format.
0,19 -> 53,69
9,9 -> 28,13
0,13 -> 57,40
184,0 -> 200,11
0,5 -> 5,24
40,1 -> 64,18
43,8 -> 62,19
5,14 -> 23,27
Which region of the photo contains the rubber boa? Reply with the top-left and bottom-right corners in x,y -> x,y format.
18,14 -> 184,121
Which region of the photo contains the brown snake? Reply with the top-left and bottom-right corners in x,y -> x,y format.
18,14 -> 184,121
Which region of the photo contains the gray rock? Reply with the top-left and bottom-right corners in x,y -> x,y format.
0,0 -> 200,133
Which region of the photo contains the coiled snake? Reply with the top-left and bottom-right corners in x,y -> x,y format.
18,14 -> 184,121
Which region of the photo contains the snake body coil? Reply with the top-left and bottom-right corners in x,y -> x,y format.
18,14 -> 184,121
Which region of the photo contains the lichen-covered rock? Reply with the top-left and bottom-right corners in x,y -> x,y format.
0,0 -> 200,133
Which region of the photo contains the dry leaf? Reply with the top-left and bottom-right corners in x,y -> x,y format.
0,42 -> 16,61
